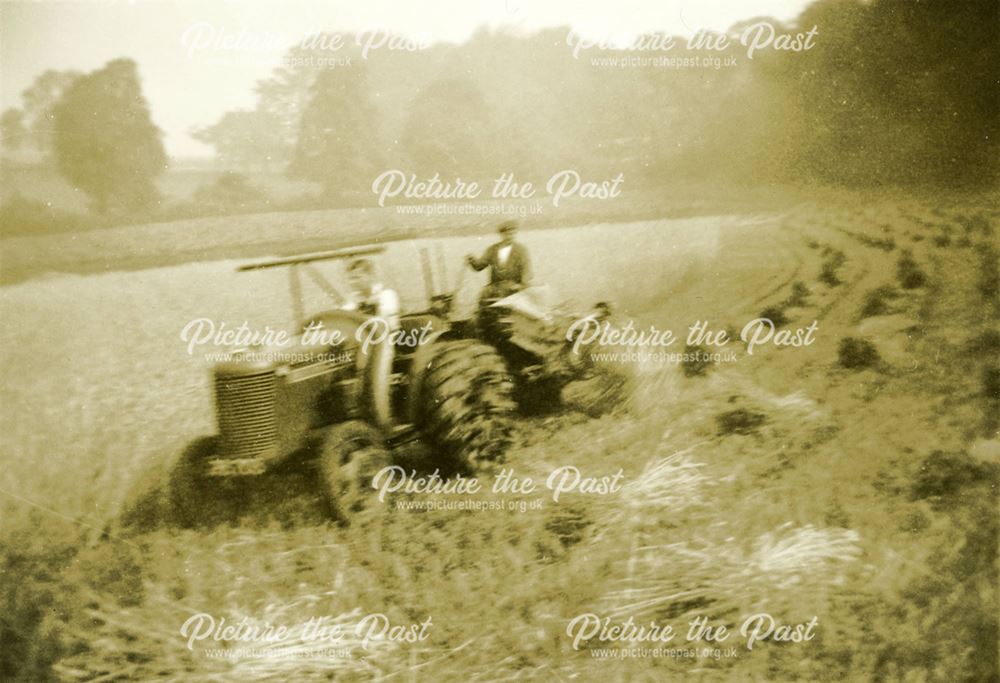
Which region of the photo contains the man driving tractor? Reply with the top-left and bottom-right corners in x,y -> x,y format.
344,257 -> 400,330
465,220 -> 532,304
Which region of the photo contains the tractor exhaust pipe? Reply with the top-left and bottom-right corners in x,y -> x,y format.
435,242 -> 448,294
419,247 -> 436,304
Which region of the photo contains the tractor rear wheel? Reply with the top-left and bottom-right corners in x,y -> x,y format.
319,421 -> 392,520
422,340 -> 516,470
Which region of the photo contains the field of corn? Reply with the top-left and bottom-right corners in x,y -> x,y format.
1,192 -> 997,681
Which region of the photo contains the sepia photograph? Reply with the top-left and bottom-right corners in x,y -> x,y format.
0,0 -> 997,680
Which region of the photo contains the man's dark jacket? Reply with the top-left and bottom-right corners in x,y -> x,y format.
469,241 -> 531,288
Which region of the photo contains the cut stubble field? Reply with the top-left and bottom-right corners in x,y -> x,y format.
1,192 -> 997,681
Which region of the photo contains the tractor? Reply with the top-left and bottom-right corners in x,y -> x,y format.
170,243 -> 626,525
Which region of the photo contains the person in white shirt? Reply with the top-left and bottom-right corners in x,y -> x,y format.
343,257 -> 401,428
344,258 -> 400,330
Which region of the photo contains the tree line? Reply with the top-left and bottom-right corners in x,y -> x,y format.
1,0 -> 996,214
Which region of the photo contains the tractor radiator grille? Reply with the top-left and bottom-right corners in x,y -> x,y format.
214,371 -> 277,459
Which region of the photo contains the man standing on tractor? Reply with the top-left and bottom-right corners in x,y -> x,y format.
344,257 -> 400,330
466,219 -> 532,303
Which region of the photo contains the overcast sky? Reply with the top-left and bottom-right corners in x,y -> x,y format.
1,0 -> 812,157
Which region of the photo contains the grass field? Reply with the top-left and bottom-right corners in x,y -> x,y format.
0,161 -> 792,284
0,161 -> 316,213
1,191 -> 998,681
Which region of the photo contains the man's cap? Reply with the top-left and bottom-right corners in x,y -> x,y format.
498,220 -> 519,234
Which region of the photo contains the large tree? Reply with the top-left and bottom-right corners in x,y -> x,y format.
398,77 -> 494,179
51,59 -> 167,212
287,65 -> 383,199
753,0 -> 999,186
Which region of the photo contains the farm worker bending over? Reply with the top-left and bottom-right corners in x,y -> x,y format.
466,219 -> 532,304
344,257 -> 400,330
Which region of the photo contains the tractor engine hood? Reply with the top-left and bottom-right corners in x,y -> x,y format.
211,309 -> 368,377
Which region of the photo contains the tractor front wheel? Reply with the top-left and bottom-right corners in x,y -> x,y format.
169,436 -> 244,527
319,421 -> 392,520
